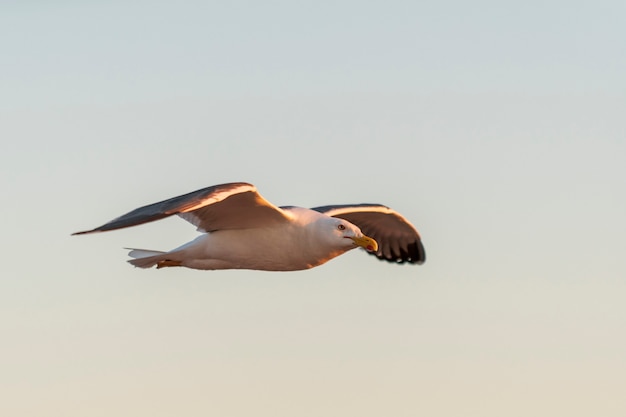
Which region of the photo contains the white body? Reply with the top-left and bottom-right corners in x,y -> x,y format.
128,207 -> 364,271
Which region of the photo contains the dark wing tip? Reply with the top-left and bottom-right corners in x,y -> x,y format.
71,225 -> 117,235
373,238 -> 426,265
71,230 -> 92,236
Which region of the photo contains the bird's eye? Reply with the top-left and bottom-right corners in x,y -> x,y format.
337,224 -> 346,231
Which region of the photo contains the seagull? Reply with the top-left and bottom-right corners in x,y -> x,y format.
73,182 -> 425,271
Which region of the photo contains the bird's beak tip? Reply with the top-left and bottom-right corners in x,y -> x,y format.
351,235 -> 378,252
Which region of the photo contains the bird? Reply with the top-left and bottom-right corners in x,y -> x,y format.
73,182 -> 425,271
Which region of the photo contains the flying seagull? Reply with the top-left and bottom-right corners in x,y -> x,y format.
73,182 -> 425,271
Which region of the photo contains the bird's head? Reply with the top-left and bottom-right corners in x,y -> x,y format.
325,217 -> 378,253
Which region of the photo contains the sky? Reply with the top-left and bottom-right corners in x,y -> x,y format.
1,1 -> 625,416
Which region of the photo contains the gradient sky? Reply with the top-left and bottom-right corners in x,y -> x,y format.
2,1 -> 625,416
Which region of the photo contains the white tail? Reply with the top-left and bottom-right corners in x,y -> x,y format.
126,248 -> 168,269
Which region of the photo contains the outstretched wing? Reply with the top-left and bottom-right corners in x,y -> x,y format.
312,204 -> 425,264
73,182 -> 292,235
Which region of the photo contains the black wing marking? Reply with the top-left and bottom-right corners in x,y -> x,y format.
73,182 -> 291,235
312,204 -> 425,264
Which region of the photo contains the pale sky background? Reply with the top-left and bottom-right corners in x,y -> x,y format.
1,1 -> 625,416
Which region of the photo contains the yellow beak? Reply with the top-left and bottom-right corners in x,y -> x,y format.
350,235 -> 378,252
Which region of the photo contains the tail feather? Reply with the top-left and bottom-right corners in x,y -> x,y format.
126,248 -> 169,269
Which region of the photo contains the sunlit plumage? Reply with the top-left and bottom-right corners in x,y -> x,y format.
73,182 -> 425,271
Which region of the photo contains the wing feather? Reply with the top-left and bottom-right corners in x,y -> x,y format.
73,182 -> 291,235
